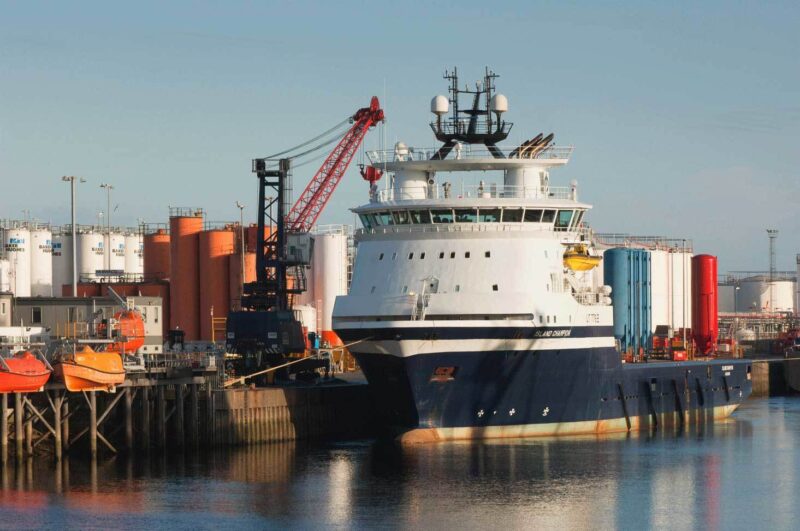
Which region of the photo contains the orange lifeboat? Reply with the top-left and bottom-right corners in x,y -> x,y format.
0,351 -> 52,393
53,346 -> 125,392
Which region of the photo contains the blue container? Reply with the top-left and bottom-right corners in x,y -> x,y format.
604,248 -> 652,354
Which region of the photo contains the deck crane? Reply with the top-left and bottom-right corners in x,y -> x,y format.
225,97 -> 385,379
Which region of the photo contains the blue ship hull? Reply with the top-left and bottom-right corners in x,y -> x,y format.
339,327 -> 752,442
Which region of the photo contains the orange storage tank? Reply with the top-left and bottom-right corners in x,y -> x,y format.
169,214 -> 203,341
199,229 -> 235,341
228,251 -> 256,310
144,229 -> 171,280
245,224 -> 274,253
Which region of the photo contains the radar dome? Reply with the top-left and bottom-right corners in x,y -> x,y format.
489,93 -> 508,113
431,95 -> 449,115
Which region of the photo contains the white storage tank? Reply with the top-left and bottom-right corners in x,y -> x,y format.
310,227 -> 348,346
4,227 -> 31,296
736,276 -> 795,313
78,231 -> 105,280
669,251 -> 692,330
0,259 -> 10,293
106,232 -> 126,272
124,233 -> 144,275
51,233 -> 74,296
30,227 -> 53,296
718,283 -> 735,313
649,249 -> 670,331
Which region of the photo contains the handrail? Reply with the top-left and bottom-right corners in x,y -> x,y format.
374,184 -> 577,202
366,144 -> 574,164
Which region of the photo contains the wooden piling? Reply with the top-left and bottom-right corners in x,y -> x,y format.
62,400 -> 69,453
205,385 -> 214,447
156,385 -> 166,448
14,393 -> 23,459
175,384 -> 185,448
124,388 -> 133,451
53,394 -> 62,461
190,384 -> 199,447
25,416 -> 32,457
89,391 -> 97,458
141,386 -> 150,448
1,394 -> 7,464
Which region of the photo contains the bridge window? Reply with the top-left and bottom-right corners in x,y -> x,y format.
392,210 -> 411,224
478,209 -> 501,222
542,210 -> 556,223
431,209 -> 454,224
377,212 -> 394,225
454,209 -> 478,223
409,210 -> 432,224
571,210 -> 585,230
359,214 -> 373,230
502,208 -> 523,222
524,209 -> 543,222
555,210 -> 574,230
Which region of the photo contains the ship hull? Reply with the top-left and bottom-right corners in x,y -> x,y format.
351,346 -> 752,443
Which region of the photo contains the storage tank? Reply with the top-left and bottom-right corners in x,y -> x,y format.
30,227 -> 53,296
736,276 -> 795,313
245,224 -> 272,253
718,283 -> 735,313
144,229 -> 171,280
51,233 -> 74,296
106,232 -> 126,272
77,231 -> 105,281
4,227 -> 31,297
0,259 -> 10,293
310,230 -> 348,347
649,249 -> 670,332
669,251 -> 693,331
604,248 -> 652,354
169,213 -> 203,341
691,255 -> 718,355
228,251 -> 256,310
124,233 -> 144,275
199,229 -> 235,341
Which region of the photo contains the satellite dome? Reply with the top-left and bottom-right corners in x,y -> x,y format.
431,95 -> 449,115
489,93 -> 508,113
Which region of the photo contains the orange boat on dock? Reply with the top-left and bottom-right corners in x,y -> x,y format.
53,346 -> 126,392
0,351 -> 52,393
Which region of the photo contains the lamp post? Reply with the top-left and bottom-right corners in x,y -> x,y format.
62,176 -> 86,296
100,183 -> 114,269
235,201 -> 246,303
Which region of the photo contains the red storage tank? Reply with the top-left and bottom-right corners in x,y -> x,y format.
199,229 -> 235,341
692,254 -> 718,355
169,213 -> 203,341
144,229 -> 171,280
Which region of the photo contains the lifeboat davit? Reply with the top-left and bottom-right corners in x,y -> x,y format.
53,346 -> 125,392
563,244 -> 602,271
0,351 -> 52,393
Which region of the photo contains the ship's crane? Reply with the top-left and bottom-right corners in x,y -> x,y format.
226,97 -> 385,379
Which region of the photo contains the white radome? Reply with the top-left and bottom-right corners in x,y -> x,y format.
431,95 -> 449,115
489,93 -> 508,114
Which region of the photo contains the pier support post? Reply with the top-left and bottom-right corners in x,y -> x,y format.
175,384 -> 185,448
124,388 -> 133,452
190,384 -> 199,448
14,393 -> 23,459
156,385 -> 166,448
89,391 -> 97,459
25,415 -> 33,457
1,394 -> 7,464
62,400 -> 70,454
205,385 -> 214,447
141,386 -> 150,449
53,394 -> 62,461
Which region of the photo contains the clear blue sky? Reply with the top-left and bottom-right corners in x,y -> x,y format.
1,1 -> 798,271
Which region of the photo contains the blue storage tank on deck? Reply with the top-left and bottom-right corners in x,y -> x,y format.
603,248 -> 652,354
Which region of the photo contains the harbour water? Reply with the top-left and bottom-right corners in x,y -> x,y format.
1,397 -> 798,530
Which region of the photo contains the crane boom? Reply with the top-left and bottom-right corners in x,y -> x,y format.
287,96 -> 384,232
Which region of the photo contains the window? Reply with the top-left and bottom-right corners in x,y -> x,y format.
553,315 -> 557,324
359,214 -> 373,230
154,307 -> 159,323
402,285 -> 408,293
420,252 -> 426,259
465,252 -> 471,258
392,252 -> 397,260
455,285 -> 461,292
502,208 -> 523,222
409,210 -> 432,224
485,251 -> 491,258
539,315 -> 543,324
68,307 -> 76,322
492,284 -> 498,291
408,252 -> 414,260
555,210 -> 574,230
32,307 -> 42,324
450,252 -> 456,258
524,209 -> 543,222
571,210 -> 585,230
370,286 -> 376,293
542,210 -> 556,223
0,302 -> 5,315
478,209 -> 501,222
454,209 -> 478,223
392,210 -> 411,224
547,315 -> 551,323
377,212 -> 394,225
431,209 -> 454,223
439,252 -> 445,259
379,253 -> 384,261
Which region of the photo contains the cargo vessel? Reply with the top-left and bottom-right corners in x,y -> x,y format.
332,68 -> 752,442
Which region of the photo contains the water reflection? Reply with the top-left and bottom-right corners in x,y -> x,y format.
0,398 -> 797,529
